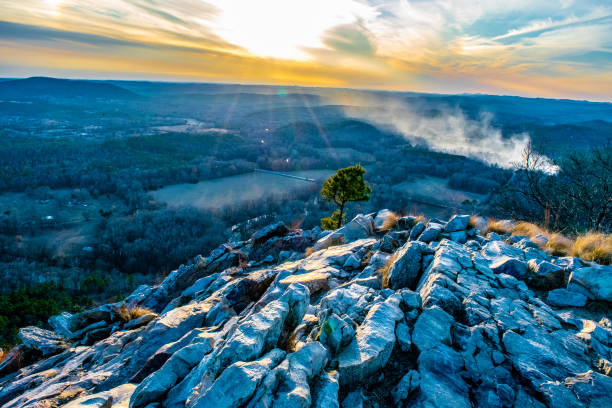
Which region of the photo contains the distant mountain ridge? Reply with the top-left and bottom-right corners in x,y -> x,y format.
0,77 -> 138,100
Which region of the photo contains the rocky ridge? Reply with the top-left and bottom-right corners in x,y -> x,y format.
1,211 -> 611,407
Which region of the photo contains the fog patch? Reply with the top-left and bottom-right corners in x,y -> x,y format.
338,94 -> 535,168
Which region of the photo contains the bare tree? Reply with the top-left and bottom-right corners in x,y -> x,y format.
506,142 -> 611,232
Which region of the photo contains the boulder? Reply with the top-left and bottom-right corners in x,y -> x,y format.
373,209 -> 396,231
528,259 -> 562,277
449,230 -> 467,244
444,214 -> 470,232
191,349 -> 286,408
319,313 -> 355,354
395,321 -> 412,352
383,241 -> 425,290
65,384 -> 136,408
414,344 -> 471,408
502,326 -> 590,389
490,256 -> 528,279
409,221 -> 425,240
311,371 -> 340,408
412,306 -> 454,352
337,295 -> 403,385
251,222 -> 289,244
546,289 -> 587,308
567,265 -> 612,301
18,326 -> 69,356
344,214 -> 375,242
391,370 -> 420,405
418,222 -> 443,243
246,341 -> 328,407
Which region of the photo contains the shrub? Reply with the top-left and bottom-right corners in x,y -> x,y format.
572,233 -> 612,265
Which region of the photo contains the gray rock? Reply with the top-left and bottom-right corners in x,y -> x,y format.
18,326 -> 68,356
490,256 -> 528,278
482,241 -> 524,260
502,326 -> 590,389
65,384 -> 136,408
311,371 -> 340,408
418,222 -> 443,243
48,312 -> 76,339
444,214 -> 470,232
383,241 -> 425,290
409,221 -> 425,240
192,349 -> 286,408
395,321 -> 412,352
337,295 -> 403,385
547,288 -> 588,307
415,344 -> 471,408
373,209 -> 396,231
123,313 -> 157,331
130,334 -> 215,407
344,214 -> 375,242
412,306 -> 454,352
319,313 -> 355,354
251,222 -> 289,244
567,264 -> 612,301
449,230 -> 468,243
391,370 -> 420,405
246,341 -> 328,408
565,370 -> 612,407
379,234 -> 398,253
528,259 -> 562,277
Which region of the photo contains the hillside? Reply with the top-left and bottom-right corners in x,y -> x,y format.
0,77 -> 138,100
1,210 -> 610,407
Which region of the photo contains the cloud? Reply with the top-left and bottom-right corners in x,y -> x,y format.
0,0 -> 610,100
322,24 -> 376,56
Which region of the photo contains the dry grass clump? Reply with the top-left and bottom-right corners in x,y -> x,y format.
379,212 -> 401,231
379,253 -> 399,288
118,304 -> 154,322
485,219 -> 514,235
546,233 -> 574,257
305,247 -> 316,257
414,215 -> 427,225
571,233 -> 612,265
513,222 -> 546,238
468,215 -> 487,231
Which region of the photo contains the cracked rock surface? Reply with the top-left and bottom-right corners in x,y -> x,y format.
1,210 -> 610,408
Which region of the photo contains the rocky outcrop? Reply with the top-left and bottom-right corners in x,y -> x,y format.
1,212 -> 610,408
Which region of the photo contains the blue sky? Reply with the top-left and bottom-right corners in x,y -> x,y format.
1,0 -> 611,100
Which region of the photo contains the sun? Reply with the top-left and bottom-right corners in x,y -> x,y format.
207,0 -> 375,60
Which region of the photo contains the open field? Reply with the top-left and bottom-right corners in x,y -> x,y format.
393,176 -> 485,207
150,169 -> 335,210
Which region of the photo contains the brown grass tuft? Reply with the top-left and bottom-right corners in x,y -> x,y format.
305,247 -> 316,257
546,233 -> 573,257
414,215 -> 427,225
379,212 -> 401,231
118,304 -> 154,322
129,306 -> 154,320
379,253 -> 398,288
513,222 -> 546,238
485,219 -> 514,235
571,233 -> 612,265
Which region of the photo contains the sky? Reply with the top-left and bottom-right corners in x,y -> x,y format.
1,0 -> 611,101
